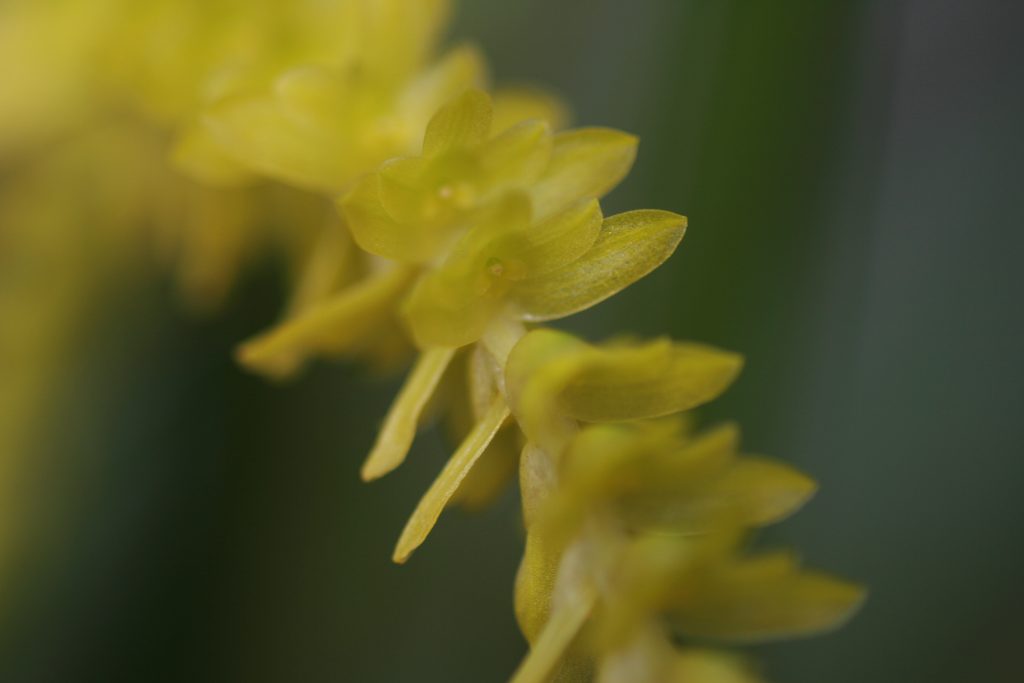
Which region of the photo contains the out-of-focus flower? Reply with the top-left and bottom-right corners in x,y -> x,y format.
0,0 -> 461,590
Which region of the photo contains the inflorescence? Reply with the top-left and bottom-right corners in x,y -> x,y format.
1,1 -> 863,680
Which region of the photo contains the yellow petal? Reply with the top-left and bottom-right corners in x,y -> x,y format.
511,588 -> 596,683
235,266 -> 414,379
393,398 -> 510,563
274,66 -> 352,133
502,199 -> 603,279
714,457 -> 818,526
505,329 -> 589,449
448,425 -> 518,510
549,423 -> 740,541
672,555 -> 867,643
422,87 -> 493,157
477,119 -> 553,196
507,331 -> 741,452
398,44 -> 488,133
530,128 -> 638,219
558,339 -> 743,422
376,156 -> 443,226
362,347 -> 456,481
340,172 -> 440,263
202,93 -> 348,193
513,210 -> 686,321
401,269 -> 501,348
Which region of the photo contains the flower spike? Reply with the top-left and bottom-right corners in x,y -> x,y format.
42,1 -> 873,677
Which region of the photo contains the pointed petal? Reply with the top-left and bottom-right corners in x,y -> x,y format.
503,199 -> 603,279
448,425 -> 518,510
393,398 -> 510,563
513,210 -> 686,321
362,347 -> 456,481
477,119 -> 553,195
530,128 -> 638,219
340,172 -> 439,262
401,269 -> 499,348
235,266 -> 413,379
716,457 -> 818,526
274,66 -> 352,132
505,329 -> 589,448
398,44 -> 488,132
422,88 -> 493,157
376,155 -> 441,226
202,93 -> 348,193
672,558 -> 867,643
559,339 -> 742,422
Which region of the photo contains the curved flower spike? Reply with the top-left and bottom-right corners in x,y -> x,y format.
506,329 -> 744,451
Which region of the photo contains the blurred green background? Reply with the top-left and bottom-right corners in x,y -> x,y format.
2,1 -> 1023,681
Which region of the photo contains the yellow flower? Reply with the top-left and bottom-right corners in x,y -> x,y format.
510,420 -> 864,683
234,86 -> 687,467
505,329 -> 743,453
233,86 -> 630,371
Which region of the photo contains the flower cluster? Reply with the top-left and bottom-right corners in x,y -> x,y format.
0,1 -> 863,680
505,331 -> 863,681
215,26 -> 864,679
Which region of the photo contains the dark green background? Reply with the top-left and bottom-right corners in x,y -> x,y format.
3,1 -> 1022,681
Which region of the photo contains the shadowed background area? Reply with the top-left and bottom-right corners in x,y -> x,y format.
1,1 -> 1022,681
